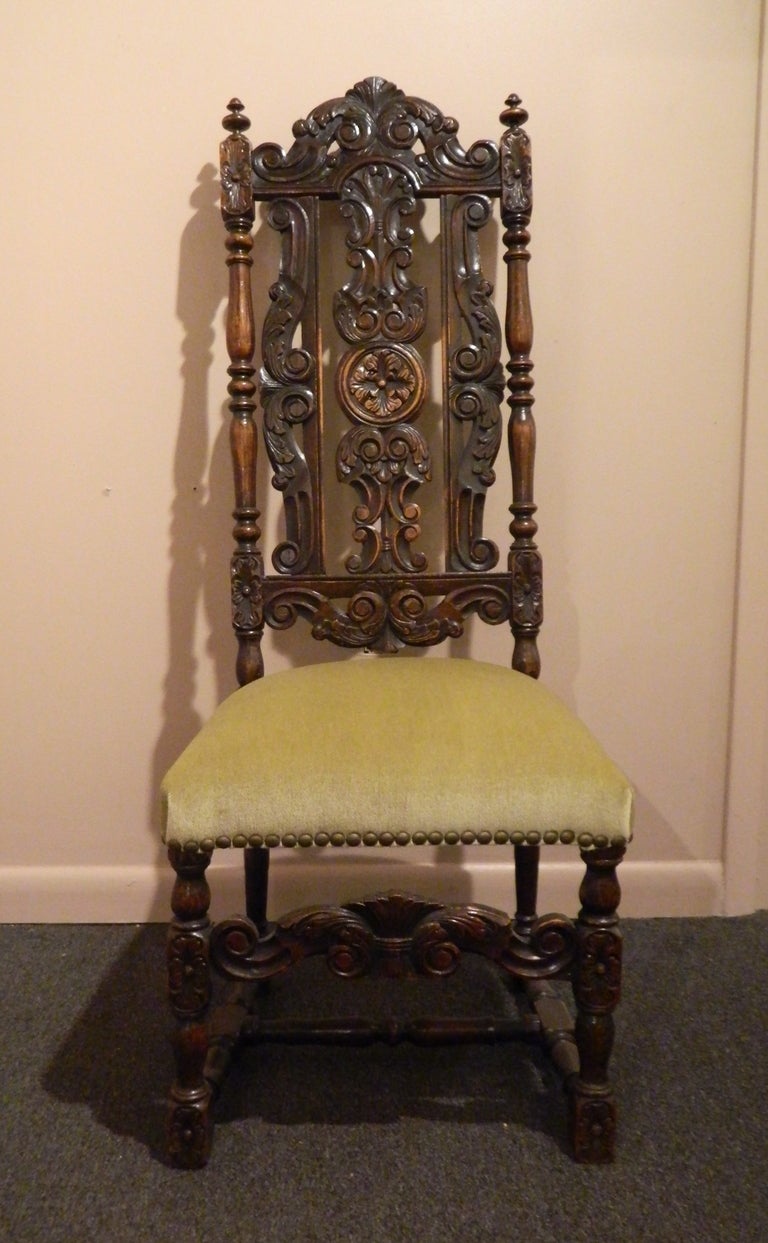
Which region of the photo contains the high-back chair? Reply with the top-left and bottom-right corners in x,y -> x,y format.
161,78 -> 633,1169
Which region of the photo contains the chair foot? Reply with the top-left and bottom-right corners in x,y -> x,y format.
569,1083 -> 616,1163
569,843 -> 625,1163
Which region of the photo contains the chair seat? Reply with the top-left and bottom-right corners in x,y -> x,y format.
161,658 -> 633,852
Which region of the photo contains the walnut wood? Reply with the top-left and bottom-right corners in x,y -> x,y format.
230,80 -> 518,656
513,843 -> 540,939
244,845 -> 270,933
222,85 -> 542,670
221,100 -> 263,685
249,77 -> 500,197
239,1014 -> 544,1047
205,980 -> 257,1094
262,571 -> 511,652
208,891 -> 577,984
523,978 -> 580,1079
166,845 -> 214,1169
500,96 -> 541,679
261,197 -> 323,575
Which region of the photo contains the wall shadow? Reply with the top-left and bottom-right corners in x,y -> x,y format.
149,164 -> 233,859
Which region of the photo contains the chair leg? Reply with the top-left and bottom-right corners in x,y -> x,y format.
569,843 -> 625,1163
166,844 -> 214,1168
514,843 -> 540,939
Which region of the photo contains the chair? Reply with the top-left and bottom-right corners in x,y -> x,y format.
161,78 -> 633,1169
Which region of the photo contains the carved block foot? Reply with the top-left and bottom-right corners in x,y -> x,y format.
569,1084 -> 616,1163
167,1081 -> 213,1169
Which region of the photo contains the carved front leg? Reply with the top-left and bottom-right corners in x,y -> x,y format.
570,843 -> 625,1163
166,844 -> 213,1168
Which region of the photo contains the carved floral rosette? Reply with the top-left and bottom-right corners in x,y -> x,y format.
511,548 -> 543,630
573,929 -> 622,1012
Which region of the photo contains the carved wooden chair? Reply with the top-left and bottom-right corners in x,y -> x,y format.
161,78 -> 633,1169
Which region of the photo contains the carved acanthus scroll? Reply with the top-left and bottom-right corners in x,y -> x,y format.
221,100 -> 263,685
263,578 -> 510,652
250,77 -> 500,193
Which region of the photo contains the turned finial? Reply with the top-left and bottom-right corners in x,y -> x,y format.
500,94 -> 528,130
223,98 -> 251,134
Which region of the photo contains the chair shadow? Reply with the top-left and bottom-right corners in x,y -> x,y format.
41,925 -> 171,1162
41,927 -> 569,1162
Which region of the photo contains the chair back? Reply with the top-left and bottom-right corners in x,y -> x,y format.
219,78 -> 540,678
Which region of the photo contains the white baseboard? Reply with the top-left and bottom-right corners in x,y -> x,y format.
0,853 -> 724,923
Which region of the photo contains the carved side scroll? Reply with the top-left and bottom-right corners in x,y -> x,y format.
446,194 -> 504,572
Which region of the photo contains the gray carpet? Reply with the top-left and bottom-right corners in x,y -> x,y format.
0,916 -> 766,1243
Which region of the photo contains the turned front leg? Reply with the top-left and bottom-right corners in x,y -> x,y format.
570,843 -> 625,1163
166,844 -> 214,1168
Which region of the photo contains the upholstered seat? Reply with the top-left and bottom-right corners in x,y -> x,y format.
162,659 -> 632,850
161,80 -> 633,1171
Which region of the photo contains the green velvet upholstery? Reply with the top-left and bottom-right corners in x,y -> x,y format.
161,658 -> 633,853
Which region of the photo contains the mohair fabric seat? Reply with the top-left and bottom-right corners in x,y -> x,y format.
162,659 -> 633,851
161,80 -> 633,1172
